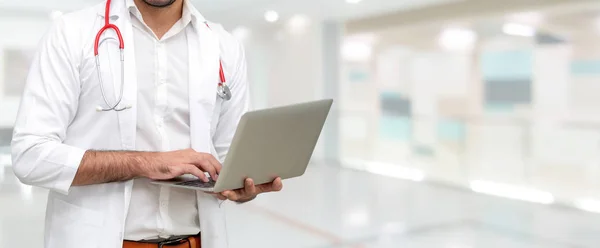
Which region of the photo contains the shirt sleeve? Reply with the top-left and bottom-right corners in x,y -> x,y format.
10,17 -> 86,195
212,36 -> 250,161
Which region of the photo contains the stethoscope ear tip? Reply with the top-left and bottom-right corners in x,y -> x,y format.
96,106 -> 104,112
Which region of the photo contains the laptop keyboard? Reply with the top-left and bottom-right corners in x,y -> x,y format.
175,179 -> 216,188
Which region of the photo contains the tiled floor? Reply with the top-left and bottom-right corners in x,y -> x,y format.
1,163 -> 600,248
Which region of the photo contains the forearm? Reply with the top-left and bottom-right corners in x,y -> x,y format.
72,150 -> 157,186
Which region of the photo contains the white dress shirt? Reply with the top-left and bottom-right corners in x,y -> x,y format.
123,1 -> 200,240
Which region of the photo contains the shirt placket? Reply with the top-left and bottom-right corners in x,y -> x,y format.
155,39 -> 172,237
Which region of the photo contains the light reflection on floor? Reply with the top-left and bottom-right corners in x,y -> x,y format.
2,163 -> 600,248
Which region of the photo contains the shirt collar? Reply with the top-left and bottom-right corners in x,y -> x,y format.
181,1 -> 193,26
125,0 -> 198,27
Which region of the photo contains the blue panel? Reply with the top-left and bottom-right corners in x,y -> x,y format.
349,70 -> 369,83
380,91 -> 400,99
437,120 -> 466,141
485,103 -> 515,112
485,79 -> 531,103
571,60 -> 600,76
380,92 -> 411,116
379,115 -> 412,141
413,145 -> 435,157
481,50 -> 533,81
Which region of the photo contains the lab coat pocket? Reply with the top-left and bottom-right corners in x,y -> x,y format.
47,198 -> 105,248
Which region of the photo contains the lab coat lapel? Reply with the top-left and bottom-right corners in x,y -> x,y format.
110,0 -> 137,225
96,0 -> 137,149
189,19 -> 229,248
188,21 -> 219,153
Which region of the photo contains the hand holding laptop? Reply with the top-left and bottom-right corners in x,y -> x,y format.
208,177 -> 283,203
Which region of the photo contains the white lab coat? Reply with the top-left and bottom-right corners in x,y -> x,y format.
10,0 -> 249,247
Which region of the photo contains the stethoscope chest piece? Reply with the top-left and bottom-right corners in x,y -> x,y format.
217,83 -> 232,101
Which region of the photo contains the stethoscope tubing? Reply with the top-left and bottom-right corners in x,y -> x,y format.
94,0 -> 231,112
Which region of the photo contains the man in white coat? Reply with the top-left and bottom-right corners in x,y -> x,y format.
11,0 -> 283,247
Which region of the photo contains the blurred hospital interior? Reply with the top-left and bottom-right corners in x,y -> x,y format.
3,0 -> 600,247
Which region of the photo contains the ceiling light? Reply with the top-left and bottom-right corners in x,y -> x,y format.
503,23 -> 536,37
231,26 -> 250,41
264,10 -> 279,23
439,27 -> 477,51
346,0 -> 363,3
287,14 -> 310,34
470,180 -> 554,204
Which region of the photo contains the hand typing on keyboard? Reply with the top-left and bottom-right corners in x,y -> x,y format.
141,149 -> 222,183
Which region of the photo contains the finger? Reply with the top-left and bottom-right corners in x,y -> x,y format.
245,178 -> 257,196
182,164 -> 209,182
202,154 -> 222,180
256,178 -> 283,193
221,190 -> 240,202
194,154 -> 218,181
272,177 -> 283,192
206,155 -> 223,175
255,182 -> 272,193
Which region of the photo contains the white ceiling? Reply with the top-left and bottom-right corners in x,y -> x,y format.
196,0 -> 460,24
0,0 -> 457,26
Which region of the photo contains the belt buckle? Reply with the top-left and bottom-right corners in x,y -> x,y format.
157,237 -> 186,248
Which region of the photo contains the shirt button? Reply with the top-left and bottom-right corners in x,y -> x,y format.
160,201 -> 167,208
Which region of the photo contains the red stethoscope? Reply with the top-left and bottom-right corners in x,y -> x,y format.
94,0 -> 231,112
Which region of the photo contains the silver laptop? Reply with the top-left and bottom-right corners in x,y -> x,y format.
151,99 -> 333,192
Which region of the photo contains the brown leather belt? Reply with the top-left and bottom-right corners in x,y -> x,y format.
123,235 -> 201,248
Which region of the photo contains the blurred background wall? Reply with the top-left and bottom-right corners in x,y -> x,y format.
1,0 -> 600,213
